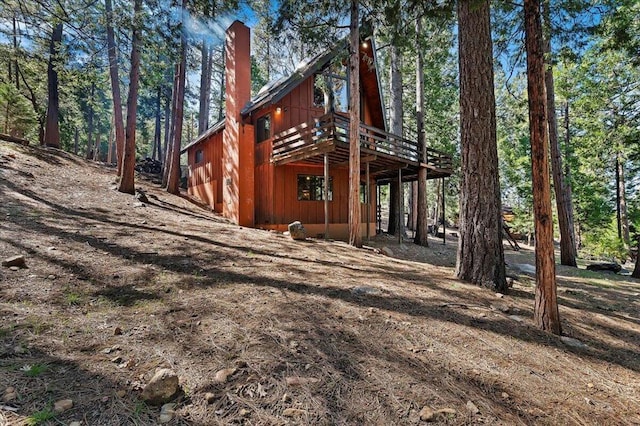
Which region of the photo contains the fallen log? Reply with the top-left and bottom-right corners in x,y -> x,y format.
0,133 -> 30,146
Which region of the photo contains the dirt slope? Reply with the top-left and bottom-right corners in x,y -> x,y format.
1,142 -> 639,425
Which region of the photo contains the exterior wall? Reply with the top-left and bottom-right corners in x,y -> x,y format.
187,131 -> 223,212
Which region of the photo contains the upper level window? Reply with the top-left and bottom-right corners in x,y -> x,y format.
313,61 -> 349,113
297,175 -> 333,201
257,114 -> 271,143
195,149 -> 204,164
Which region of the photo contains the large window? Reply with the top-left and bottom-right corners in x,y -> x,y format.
312,61 -> 349,113
195,149 -> 204,164
297,175 -> 333,201
256,114 -> 271,143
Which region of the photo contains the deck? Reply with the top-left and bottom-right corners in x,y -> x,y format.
271,113 -> 453,181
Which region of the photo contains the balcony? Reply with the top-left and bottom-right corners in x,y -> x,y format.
271,113 -> 453,181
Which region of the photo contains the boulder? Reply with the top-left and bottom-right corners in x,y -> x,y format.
287,221 -> 307,240
141,369 -> 180,405
586,263 -> 622,273
2,255 -> 25,268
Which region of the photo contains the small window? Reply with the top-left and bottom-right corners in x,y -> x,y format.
297,175 -> 333,201
257,114 -> 271,143
360,182 -> 368,204
195,149 -> 204,164
313,74 -> 325,108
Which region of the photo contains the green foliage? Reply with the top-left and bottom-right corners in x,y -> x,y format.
581,219 -> 630,261
26,407 -> 56,426
0,83 -> 37,139
21,363 -> 48,377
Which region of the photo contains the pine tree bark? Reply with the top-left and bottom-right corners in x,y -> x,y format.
615,148 -> 630,245
543,0 -> 577,267
524,0 -> 561,334
388,42 -> 403,236
167,3 -> 188,195
86,83 -> 95,159
414,16 -> 428,246
348,0 -> 361,247
455,0 -> 506,291
118,0 -> 142,194
163,68 -> 179,187
43,22 -> 63,148
105,0 -> 125,176
153,87 -> 162,160
633,240 -> 640,278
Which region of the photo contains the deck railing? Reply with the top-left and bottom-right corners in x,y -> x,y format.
271,112 -> 453,171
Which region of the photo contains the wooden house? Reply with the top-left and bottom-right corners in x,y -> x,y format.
182,21 -> 453,240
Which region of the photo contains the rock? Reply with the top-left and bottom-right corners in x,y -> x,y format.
283,408 -> 307,417
3,391 -> 17,402
238,408 -> 250,417
69,422 -> 81,426
116,390 -> 126,398
133,202 -> 146,208
282,393 -> 291,403
285,376 -> 320,386
287,221 -> 307,240
495,292 -> 504,298
9,266 -> 19,271
141,369 -> 180,405
213,367 -> 236,383
560,336 -> 589,349
351,286 -> 380,296
466,400 -> 479,415
501,392 -> 510,399
159,403 -> 175,423
2,255 -> 25,268
508,315 -> 525,322
419,406 -> 435,421
54,399 -> 73,413
586,263 -> 622,273
380,247 -> 394,257
114,327 -> 123,336
204,392 -> 216,404
111,356 -> 123,364
419,407 -> 456,422
47,274 -> 56,280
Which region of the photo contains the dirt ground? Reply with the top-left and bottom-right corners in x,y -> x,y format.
0,142 -> 639,426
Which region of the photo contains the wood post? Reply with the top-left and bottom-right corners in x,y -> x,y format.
324,153 -> 329,239
366,161 -> 370,242
442,177 -> 446,245
398,168 -> 402,245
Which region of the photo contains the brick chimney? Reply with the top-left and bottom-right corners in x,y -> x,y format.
222,21 -> 254,226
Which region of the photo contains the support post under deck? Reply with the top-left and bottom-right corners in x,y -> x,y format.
442,177 -> 446,245
366,161 -> 370,242
398,168 -> 402,245
324,153 -> 329,239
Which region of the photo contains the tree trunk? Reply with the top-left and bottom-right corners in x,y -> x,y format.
12,16 -> 19,90
633,240 -> 640,278
414,15 -> 429,246
616,148 -> 630,245
118,0 -> 142,194
162,85 -> 171,169
198,40 -> 212,135
563,101 -> 578,248
163,68 -> 179,187
86,83 -> 95,159
105,0 -> 125,176
455,0 -> 506,291
167,3 -> 188,195
543,0 -> 577,267
524,0 -> 561,335
93,132 -> 101,161
74,127 -> 79,155
43,22 -> 63,148
388,42 -> 403,236
153,87 -> 162,160
348,0 -> 361,247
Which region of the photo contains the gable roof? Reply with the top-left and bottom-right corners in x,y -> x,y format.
241,40 -> 348,117
182,35 -> 386,154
